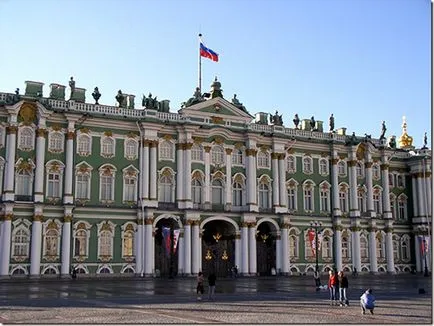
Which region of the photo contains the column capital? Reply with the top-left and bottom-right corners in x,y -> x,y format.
271,152 -> 279,160
185,219 -> 194,226
240,222 -> 249,228
225,148 -> 233,155
145,218 -> 154,225
6,125 -> 17,134
149,140 -> 159,148
175,143 -> 184,150
247,222 -> 256,228
349,225 -> 362,232
280,222 -> 291,229
185,143 -> 193,150
3,213 -> 13,221
36,128 -> 48,138
245,148 -> 257,157
278,153 -> 286,160
366,226 -> 377,232
383,226 -> 394,233
364,161 -> 373,168
347,160 -> 357,167
33,214 -> 44,222
66,131 -> 75,140
380,163 -> 389,171
331,158 -> 339,165
143,139 -> 151,147
63,214 -> 73,223
333,224 -> 343,232
204,145 -> 211,153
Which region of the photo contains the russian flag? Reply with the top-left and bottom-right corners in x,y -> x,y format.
200,42 -> 219,62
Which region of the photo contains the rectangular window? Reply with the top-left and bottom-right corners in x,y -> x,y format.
47,173 -> 61,197
288,188 -> 296,210
124,177 -> 136,201
320,190 -> 329,212
76,174 -> 89,199
101,176 -> 113,200
304,189 -> 313,211
16,173 -> 32,196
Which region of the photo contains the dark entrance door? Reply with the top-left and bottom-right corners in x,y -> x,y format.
202,221 -> 235,278
256,222 -> 276,276
155,218 -> 179,278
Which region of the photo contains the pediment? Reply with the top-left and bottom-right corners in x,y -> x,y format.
178,97 -> 254,125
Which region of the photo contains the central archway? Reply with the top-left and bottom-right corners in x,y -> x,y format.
201,220 -> 236,278
155,217 -> 179,278
256,220 -> 278,276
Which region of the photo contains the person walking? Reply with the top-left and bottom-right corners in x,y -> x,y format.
314,270 -> 321,291
338,271 -> 349,306
196,272 -> 204,301
328,270 -> 339,305
208,272 -> 217,300
360,288 -> 376,314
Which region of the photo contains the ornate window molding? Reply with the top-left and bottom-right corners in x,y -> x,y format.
48,131 -> 64,153
121,222 -> 136,261
257,175 -> 271,209
191,144 -> 204,162
286,178 -> 299,212
45,160 -> 65,201
15,158 -> 35,197
101,136 -> 115,158
319,181 -> 331,213
73,220 -> 92,261
286,155 -> 296,173
232,173 -> 246,208
97,221 -> 116,262
122,165 -> 138,203
42,219 -> 62,261
99,164 -> 117,203
302,156 -> 313,175
302,180 -> 316,212
337,160 -> 347,177
18,125 -> 35,151
11,219 -> 32,261
211,145 -> 225,166
75,162 -> 93,202
77,133 -> 92,157
124,138 -> 138,160
319,158 -> 329,176
159,140 -> 174,161
191,170 -> 204,207
232,148 -> 244,166
158,167 -> 175,203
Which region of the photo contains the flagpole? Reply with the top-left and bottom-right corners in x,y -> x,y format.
198,33 -> 202,93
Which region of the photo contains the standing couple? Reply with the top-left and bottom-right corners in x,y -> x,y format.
196,272 -> 217,301
328,270 -> 349,306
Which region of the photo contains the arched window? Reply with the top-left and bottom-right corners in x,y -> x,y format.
341,234 -> 351,259
13,229 -> 29,257
191,144 -> 203,161
390,194 -> 396,219
257,151 -> 270,168
397,174 -> 405,188
388,173 -> 395,188
287,155 -> 296,173
122,226 -> 135,258
258,182 -> 270,209
211,179 -> 223,204
319,158 -> 328,175
289,235 -> 299,259
303,183 -> 314,212
376,233 -> 385,259
357,187 -> 366,213
398,195 -> 408,220
77,134 -> 91,156
48,132 -> 64,152
339,184 -> 349,213
74,229 -> 87,256
356,162 -> 364,178
123,173 -> 137,202
319,182 -> 330,212
232,149 -> 243,165
76,167 -> 91,200
232,182 -> 244,207
372,163 -> 380,180
211,146 -> 224,165
360,236 -> 368,259
287,183 -> 298,211
303,157 -> 313,174
192,178 -> 202,204
124,139 -> 138,159
322,236 -> 332,258
159,175 -> 173,203
100,166 -> 115,201
15,169 -> 33,196
338,161 -> 346,177
401,237 -> 410,261
373,187 -> 382,214
99,230 -> 112,256
101,137 -> 115,157
44,229 -> 59,256
393,238 -> 399,260
19,127 -> 34,150
159,141 -> 174,160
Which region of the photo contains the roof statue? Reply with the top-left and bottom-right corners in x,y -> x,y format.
329,113 -> 334,132
293,114 -> 300,129
69,76 -> 75,100
398,116 -> 414,149
92,87 -> 101,105
182,87 -> 205,108
270,110 -> 283,126
380,120 -> 387,140
388,135 -> 396,149
422,132 -> 428,149
310,116 -> 316,130
142,93 -> 159,110
346,131 -> 358,146
210,77 -> 223,99
115,90 -> 126,108
231,94 -> 247,113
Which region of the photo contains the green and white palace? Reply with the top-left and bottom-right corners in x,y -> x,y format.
0,78 -> 431,278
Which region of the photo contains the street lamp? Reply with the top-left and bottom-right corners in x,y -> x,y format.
141,200 -> 145,277
310,221 -> 322,273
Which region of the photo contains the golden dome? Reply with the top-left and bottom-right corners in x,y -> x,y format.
398,116 -> 413,149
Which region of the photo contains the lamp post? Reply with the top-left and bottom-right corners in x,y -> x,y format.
310,221 -> 322,273
141,200 -> 145,277
418,225 -> 429,277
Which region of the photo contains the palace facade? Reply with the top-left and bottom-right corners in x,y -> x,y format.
0,79 -> 431,278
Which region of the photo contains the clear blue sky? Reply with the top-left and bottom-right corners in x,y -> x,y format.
0,0 -> 431,148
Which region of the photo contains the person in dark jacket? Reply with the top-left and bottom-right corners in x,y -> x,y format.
338,271 -> 349,306
208,273 -> 217,300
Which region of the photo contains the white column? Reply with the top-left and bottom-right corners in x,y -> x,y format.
191,221 -> 199,275
63,130 -> 74,204
278,155 -> 286,207
178,232 -> 184,275
34,128 -> 47,202
385,230 -> 395,273
425,173 -> 432,217
60,216 -> 72,275
184,222 -> 192,275
204,146 -> 211,205
30,216 -> 43,275
417,174 -> 425,218
225,148 -> 232,208
241,223 -> 249,275
151,229 -> 155,274
144,220 -> 153,276
351,229 -> 361,272
3,125 -> 17,200
348,160 -> 359,216
149,141 -> 157,201
380,158 -> 392,219
281,227 -> 289,274
0,217 -> 12,276
198,231 -> 203,272
235,232 -> 241,270
365,161 -> 374,215
136,221 -> 143,275
369,229 -> 378,273
271,153 -> 280,208
276,233 -> 282,274
248,223 -> 257,275
143,142 -> 150,199
331,157 -> 341,217
184,143 -> 192,206
176,143 -> 184,202
334,228 -> 342,272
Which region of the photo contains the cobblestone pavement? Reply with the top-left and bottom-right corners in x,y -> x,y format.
0,274 -> 431,324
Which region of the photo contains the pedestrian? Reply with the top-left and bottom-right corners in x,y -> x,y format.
328,270 -> 339,305
208,272 -> 217,300
314,270 -> 321,291
196,272 -> 204,301
338,271 -> 349,306
71,266 -> 77,280
360,288 -> 376,315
